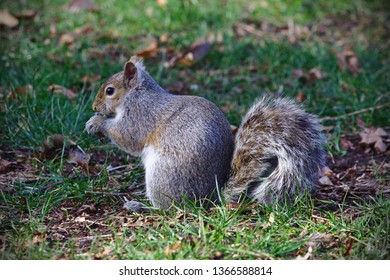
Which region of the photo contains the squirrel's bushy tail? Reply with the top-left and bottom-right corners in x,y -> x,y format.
225,96 -> 326,204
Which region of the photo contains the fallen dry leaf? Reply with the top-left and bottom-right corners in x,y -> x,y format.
159,33 -> 169,43
319,175 -> 333,186
340,135 -> 354,150
292,68 -> 326,84
0,10 -> 19,28
41,134 -> 66,159
308,68 -> 324,80
44,134 -> 66,149
374,128 -> 388,137
168,36 -> 214,67
356,115 -> 366,129
292,69 -> 305,79
295,91 -> 306,102
48,84 -> 77,99
164,241 -> 182,256
68,148 -> 91,167
14,10 -> 37,19
296,246 -> 312,260
0,159 -> 11,173
74,23 -> 94,35
7,84 -> 33,100
75,216 -> 86,223
307,232 -> 334,249
337,50 -> 363,75
58,32 -> 75,46
135,36 -> 159,58
344,237 -> 354,257
178,38 -> 211,66
262,212 -> 275,228
359,128 -> 381,145
33,234 -> 44,244
359,127 -> 388,153
58,24 -> 94,47
268,212 -> 275,223
320,166 -> 334,177
374,138 -> 387,153
81,74 -> 100,84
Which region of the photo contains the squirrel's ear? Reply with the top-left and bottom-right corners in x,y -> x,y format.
124,61 -> 138,86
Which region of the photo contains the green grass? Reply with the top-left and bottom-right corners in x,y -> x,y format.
1,0 -> 389,260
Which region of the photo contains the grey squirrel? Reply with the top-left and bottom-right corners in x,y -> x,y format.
86,57 -> 326,210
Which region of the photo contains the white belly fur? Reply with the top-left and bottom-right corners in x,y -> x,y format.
141,146 -> 159,201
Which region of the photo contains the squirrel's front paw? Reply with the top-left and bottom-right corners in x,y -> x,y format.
85,113 -> 105,135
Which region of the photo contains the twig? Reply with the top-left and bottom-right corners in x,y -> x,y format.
85,191 -> 130,196
39,179 -> 65,191
70,233 -> 121,241
320,103 -> 390,122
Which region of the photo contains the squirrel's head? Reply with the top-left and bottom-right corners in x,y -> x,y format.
92,57 -> 144,116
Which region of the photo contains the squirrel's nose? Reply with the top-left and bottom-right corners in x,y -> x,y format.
92,102 -> 97,111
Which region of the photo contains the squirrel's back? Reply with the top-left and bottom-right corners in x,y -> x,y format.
225,96 -> 326,204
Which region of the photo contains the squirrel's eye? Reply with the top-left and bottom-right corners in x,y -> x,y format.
105,87 -> 115,96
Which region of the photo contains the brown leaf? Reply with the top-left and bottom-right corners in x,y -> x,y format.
337,50 -> 363,75
359,127 -> 389,153
81,74 -> 100,84
319,176 -> 333,186
374,128 -> 388,137
75,216 -> 86,223
174,38 -> 212,67
48,84 -> 77,99
74,23 -> 94,35
68,148 -> 91,167
225,202 -> 240,209
308,68 -> 324,80
33,234 -> 44,244
159,33 -> 169,43
320,166 -> 334,177
296,246 -> 312,260
43,134 -> 65,151
374,138 -> 387,153
0,10 -> 19,28
356,115 -> 366,129
262,212 -> 275,228
293,68 -> 325,84
306,232 -> 334,249
41,134 -> 66,159
7,84 -> 33,100
14,10 -> 37,19
0,159 -> 11,173
359,128 -> 380,145
295,91 -> 306,102
164,241 -> 182,256
344,237 -> 354,257
68,0 -> 97,13
340,135 -> 353,150
135,36 -> 159,58
292,69 -> 306,81
59,32 -> 75,46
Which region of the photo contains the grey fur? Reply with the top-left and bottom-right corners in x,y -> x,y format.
225,96 -> 326,204
86,60 -> 234,209
86,58 -> 325,209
